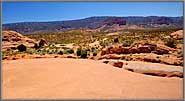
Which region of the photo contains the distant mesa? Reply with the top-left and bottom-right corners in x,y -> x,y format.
2,16 -> 183,34
100,17 -> 126,26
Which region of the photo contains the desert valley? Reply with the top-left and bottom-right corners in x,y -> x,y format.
2,16 -> 183,99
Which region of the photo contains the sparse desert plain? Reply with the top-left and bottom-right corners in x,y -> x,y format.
2,17 -> 184,99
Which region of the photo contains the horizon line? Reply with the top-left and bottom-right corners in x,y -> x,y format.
3,15 -> 183,24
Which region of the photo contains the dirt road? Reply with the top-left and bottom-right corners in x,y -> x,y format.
2,58 -> 183,99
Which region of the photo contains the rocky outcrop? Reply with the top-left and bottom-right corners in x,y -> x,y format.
152,44 -> 170,55
123,61 -> 183,78
128,47 -> 140,53
160,56 -> 183,66
95,53 -> 183,66
99,41 -> 171,56
108,61 -> 123,68
95,54 -> 122,60
2,31 -> 36,43
106,32 -> 120,36
138,46 -> 151,53
38,38 -> 47,47
99,59 -> 183,78
96,40 -> 182,66
2,31 -> 37,52
170,30 -> 183,40
143,54 -> 161,63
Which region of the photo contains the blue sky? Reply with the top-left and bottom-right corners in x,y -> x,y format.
2,2 -> 183,24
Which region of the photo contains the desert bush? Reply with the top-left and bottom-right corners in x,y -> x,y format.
122,36 -> 135,46
93,51 -> 98,56
122,40 -> 133,47
86,48 -> 90,51
120,55 -> 133,61
122,41 -> 130,47
17,44 -> 27,52
100,41 -> 113,48
80,50 -> 87,58
156,56 -> 160,59
34,43 -> 40,49
90,47 -> 96,52
62,50 -> 69,54
42,52 -> 46,55
37,49 -> 42,52
25,49 -> 34,55
49,50 -> 58,54
39,38 -> 47,47
54,49 -> 59,54
48,50 -> 53,54
120,56 -> 126,60
76,48 -> 81,56
125,56 -> 133,61
62,49 -> 74,54
114,38 -> 119,43
58,50 -> 63,55
164,38 -> 177,48
67,49 -> 74,54
48,44 -> 57,49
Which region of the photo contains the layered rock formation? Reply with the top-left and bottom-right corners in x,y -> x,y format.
2,31 -> 37,52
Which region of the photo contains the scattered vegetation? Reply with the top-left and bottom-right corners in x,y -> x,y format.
3,27 -> 182,60
17,44 -> 27,52
93,51 -> 98,56
77,48 -> 82,56
62,49 -> 74,54
113,38 -> 119,43
57,51 -> 63,55
80,50 -> 88,58
164,38 -> 177,48
120,55 -> 133,61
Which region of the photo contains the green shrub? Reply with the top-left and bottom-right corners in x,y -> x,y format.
93,51 -> 98,56
67,49 -> 74,54
77,48 -> 81,56
34,43 -> 40,49
26,50 -> 34,55
80,50 -> 87,58
120,56 -> 125,60
17,44 -> 27,52
62,50 -> 69,54
62,49 -> 74,54
122,41 -> 131,47
58,51 -> 63,55
49,52 -> 53,54
164,38 -> 176,48
114,38 -> 119,43
39,39 -> 47,47
37,49 -> 42,52
125,56 -> 133,61
91,47 -> 96,51
86,48 -> 90,51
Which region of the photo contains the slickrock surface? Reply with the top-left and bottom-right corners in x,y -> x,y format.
100,59 -> 183,78
124,61 -> 183,78
2,58 -> 182,99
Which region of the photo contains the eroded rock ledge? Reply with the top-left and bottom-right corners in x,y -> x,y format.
100,60 -> 183,78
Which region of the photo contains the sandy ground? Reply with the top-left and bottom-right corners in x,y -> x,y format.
2,58 -> 183,99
